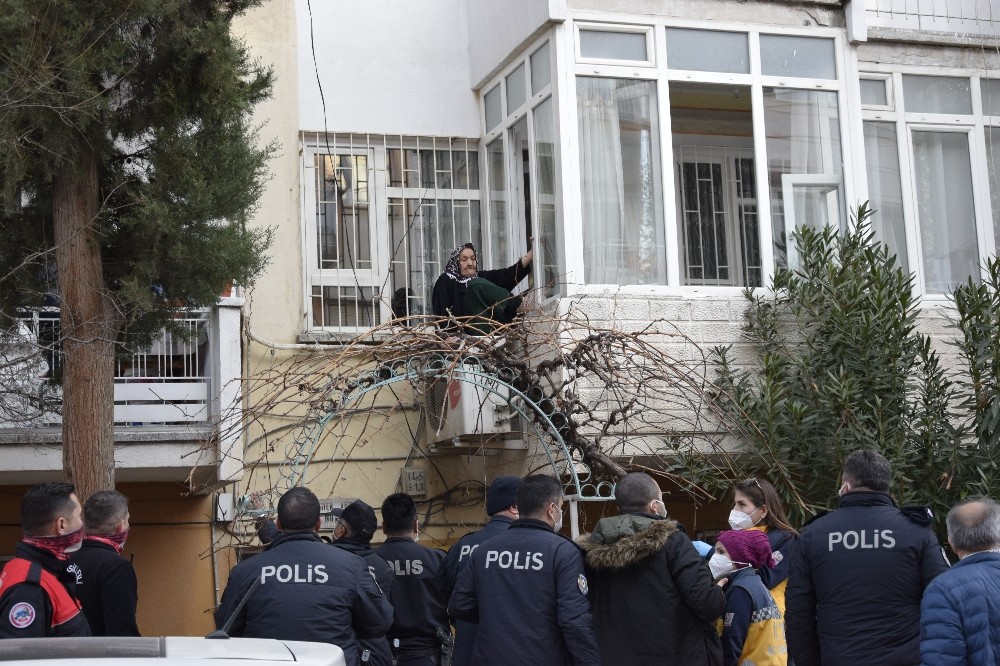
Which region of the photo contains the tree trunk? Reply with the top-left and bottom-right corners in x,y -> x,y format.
53,148 -> 117,500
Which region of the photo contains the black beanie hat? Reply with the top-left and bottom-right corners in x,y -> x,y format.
486,476 -> 522,515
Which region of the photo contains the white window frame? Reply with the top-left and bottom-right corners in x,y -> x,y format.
480,32 -> 562,303
302,144 -> 387,332
575,22 -> 656,68
556,17 -> 851,296
857,66 -> 999,300
301,134 -> 483,335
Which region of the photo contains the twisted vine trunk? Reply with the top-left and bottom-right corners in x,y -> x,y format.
53,147 -> 118,500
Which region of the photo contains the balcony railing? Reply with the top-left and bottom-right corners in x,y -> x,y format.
865,0 -> 1000,36
2,310 -> 211,428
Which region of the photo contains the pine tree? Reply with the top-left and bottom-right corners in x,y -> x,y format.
0,0 -> 273,499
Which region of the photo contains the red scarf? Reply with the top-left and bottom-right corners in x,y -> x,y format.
22,527 -> 84,561
84,530 -> 129,554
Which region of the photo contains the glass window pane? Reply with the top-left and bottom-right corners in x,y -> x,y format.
860,79 -> 888,107
485,85 -> 502,131
863,121 -> 908,274
981,79 -> 1000,116
760,35 -> 836,80
912,131 -> 979,292
531,42 -> 551,95
984,127 -> 1000,257
315,286 -> 381,329
670,82 -> 759,287
506,64 -> 526,114
317,154 -> 371,269
763,88 -> 844,267
577,77 -> 665,284
468,150 -> 480,190
436,150 -> 451,189
902,75 -> 972,115
533,97 -> 561,299
666,28 -> 749,74
487,138 -> 508,265
579,29 -> 648,61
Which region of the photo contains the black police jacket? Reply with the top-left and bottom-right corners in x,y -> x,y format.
215,531 -> 392,666
436,514 -> 514,666
0,542 -> 90,638
333,538 -> 395,666
449,518 -> 601,666
376,537 -> 448,655
785,491 -> 949,666
68,538 -> 140,636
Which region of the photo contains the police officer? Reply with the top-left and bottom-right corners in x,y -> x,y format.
215,487 -> 392,666
331,500 -> 394,666
437,476 -> 521,666
449,474 -> 600,666
0,482 -> 90,638
786,449 -> 949,666
377,493 -> 449,666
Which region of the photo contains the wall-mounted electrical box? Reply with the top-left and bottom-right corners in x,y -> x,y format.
319,497 -> 355,531
401,467 -> 427,497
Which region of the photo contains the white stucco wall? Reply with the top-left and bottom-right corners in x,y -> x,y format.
296,0 -> 480,136
465,0 -> 566,88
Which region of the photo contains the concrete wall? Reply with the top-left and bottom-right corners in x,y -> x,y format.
296,0 -> 480,137
567,0 -> 845,29
465,0 -> 566,88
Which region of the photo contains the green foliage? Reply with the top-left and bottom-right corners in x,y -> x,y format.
688,204 -> 966,533
0,0 -> 274,348
951,256 -> 1000,495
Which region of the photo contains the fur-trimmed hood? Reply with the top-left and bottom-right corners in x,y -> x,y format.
578,514 -> 678,570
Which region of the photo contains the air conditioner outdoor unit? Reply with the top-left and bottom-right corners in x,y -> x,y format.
424,364 -> 523,450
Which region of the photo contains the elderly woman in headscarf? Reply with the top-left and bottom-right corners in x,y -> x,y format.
431,242 -> 532,335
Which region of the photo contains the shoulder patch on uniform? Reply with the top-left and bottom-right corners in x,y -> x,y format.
723,611 -> 734,628
9,602 -> 36,629
577,573 -> 588,595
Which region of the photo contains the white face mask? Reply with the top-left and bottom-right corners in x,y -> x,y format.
550,505 -> 563,532
709,553 -> 733,579
728,508 -> 761,531
652,500 -> 667,518
838,482 -> 851,497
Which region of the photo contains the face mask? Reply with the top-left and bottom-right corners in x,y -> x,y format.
652,500 -> 667,518
550,506 -> 564,532
838,482 -> 850,497
87,529 -> 129,554
728,508 -> 761,530
23,526 -> 84,560
709,553 -> 733,579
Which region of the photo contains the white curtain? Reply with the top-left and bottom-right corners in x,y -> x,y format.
578,78 -> 627,284
863,121 -> 909,274
577,78 -> 666,284
912,131 -> 979,292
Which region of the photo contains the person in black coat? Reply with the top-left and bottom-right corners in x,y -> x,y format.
331,500 -> 395,666
579,472 -> 725,666
68,490 -> 140,636
437,476 -> 521,666
215,488 -> 392,666
431,242 -> 532,335
785,449 -> 950,666
377,493 -> 449,666
449,474 -> 601,666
